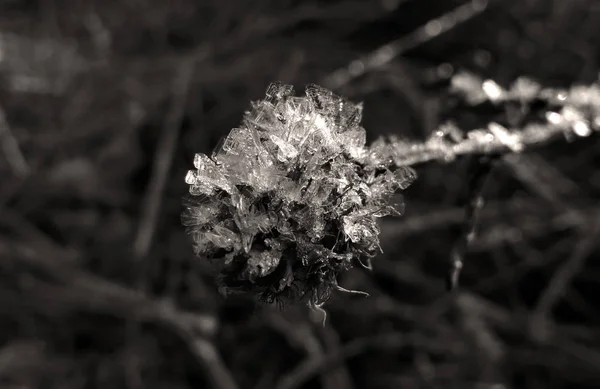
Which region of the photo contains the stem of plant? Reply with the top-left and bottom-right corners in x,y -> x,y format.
447,154 -> 498,290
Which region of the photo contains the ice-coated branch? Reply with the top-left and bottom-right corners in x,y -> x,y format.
371,72 -> 600,167
383,72 -> 600,289
387,71 -> 600,167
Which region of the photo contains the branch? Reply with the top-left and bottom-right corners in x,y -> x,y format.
274,332 -> 412,389
133,58 -> 196,263
447,155 -> 497,290
322,0 -> 489,90
0,237 -> 238,389
530,220 -> 600,342
369,118 -> 598,168
368,74 -> 600,168
0,105 -> 29,177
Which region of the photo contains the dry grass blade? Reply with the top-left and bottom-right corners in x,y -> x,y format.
323,0 -> 489,90
133,58 -> 197,262
530,220 -> 600,341
0,106 -> 29,177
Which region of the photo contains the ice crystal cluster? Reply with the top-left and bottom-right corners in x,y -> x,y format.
183,82 -> 416,307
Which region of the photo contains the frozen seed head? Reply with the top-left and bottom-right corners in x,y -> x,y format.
183,82 -> 416,307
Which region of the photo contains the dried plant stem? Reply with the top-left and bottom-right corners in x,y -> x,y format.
448,155 -> 497,290
275,332 -> 410,389
532,221 -> 600,325
129,58 -> 191,387
323,0 -> 489,90
0,106 -> 29,177
133,59 -> 196,263
128,58 -> 240,389
4,238 -> 238,389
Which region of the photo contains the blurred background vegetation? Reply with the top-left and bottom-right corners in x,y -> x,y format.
1,0 -> 600,388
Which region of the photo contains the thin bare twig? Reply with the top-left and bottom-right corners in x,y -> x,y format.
0,106 -> 29,177
502,153 -> 582,209
128,57 -> 198,389
274,332 -> 411,389
322,0 -> 489,90
531,221 -> 600,332
266,311 -> 355,389
456,293 -> 507,386
164,321 -> 240,389
317,324 -> 355,389
128,56 -> 240,389
448,155 -> 497,290
265,312 -> 344,389
133,58 -> 197,261
1,238 -> 239,389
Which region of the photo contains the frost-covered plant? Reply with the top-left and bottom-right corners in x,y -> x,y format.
183,74 -> 600,309
182,82 -> 416,308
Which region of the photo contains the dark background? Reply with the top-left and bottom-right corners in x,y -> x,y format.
1,0 -> 600,388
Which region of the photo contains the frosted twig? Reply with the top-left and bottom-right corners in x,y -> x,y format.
0,106 -> 29,177
371,112 -> 599,168
322,0 -> 489,90
379,73 -> 600,164
451,71 -> 590,221
383,94 -> 595,287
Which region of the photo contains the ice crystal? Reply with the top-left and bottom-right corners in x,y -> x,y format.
183,82 -> 416,307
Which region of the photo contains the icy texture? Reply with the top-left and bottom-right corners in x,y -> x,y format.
183,82 -> 416,307
451,71 -> 600,127
452,71 -> 600,142
369,72 -> 600,168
